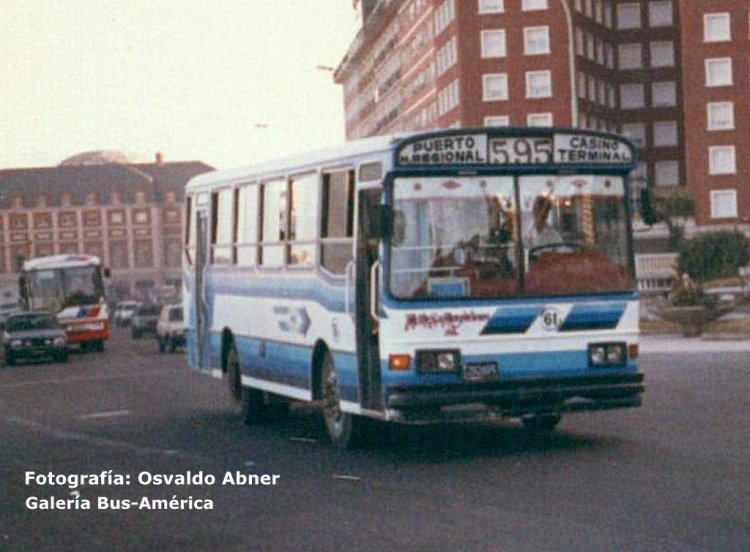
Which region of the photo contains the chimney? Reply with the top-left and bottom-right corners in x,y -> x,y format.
155,152 -> 164,165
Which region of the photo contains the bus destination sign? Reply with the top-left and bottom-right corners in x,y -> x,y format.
396,132 -> 634,167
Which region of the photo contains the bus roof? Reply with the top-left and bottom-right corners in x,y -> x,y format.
185,134 -> 405,193
23,254 -> 101,271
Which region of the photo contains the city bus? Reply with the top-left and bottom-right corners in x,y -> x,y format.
183,127 -> 644,448
19,254 -> 109,351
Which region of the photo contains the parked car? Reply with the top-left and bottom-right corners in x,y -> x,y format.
114,301 -> 139,328
131,303 -> 160,339
3,311 -> 68,365
156,304 -> 185,352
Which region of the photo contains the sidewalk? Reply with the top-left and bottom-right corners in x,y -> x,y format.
639,333 -> 750,354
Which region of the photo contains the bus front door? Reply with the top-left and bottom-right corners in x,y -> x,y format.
194,209 -> 210,369
355,189 -> 383,411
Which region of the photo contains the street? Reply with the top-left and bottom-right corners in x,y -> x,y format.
1,330 -> 748,552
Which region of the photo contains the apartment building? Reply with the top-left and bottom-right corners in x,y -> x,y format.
334,0 -> 749,229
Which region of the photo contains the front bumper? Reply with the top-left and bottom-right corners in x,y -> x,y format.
385,373 -> 644,423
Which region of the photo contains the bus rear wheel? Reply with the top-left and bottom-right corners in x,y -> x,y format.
321,350 -> 365,449
226,342 -> 263,424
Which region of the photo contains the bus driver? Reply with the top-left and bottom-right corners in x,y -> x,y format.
524,195 -> 562,250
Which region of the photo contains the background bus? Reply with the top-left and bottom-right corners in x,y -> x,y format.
183,128 -> 644,448
19,254 -> 109,351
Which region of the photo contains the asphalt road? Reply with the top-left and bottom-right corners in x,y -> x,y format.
0,330 -> 748,552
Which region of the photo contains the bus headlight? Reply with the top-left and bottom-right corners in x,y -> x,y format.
416,350 -> 461,374
10,339 -> 22,349
53,337 -> 67,347
588,343 -> 626,367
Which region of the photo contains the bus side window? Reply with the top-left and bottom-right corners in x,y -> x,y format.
320,170 -> 354,274
210,189 -> 234,265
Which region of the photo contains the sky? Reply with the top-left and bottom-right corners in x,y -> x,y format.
0,1 -> 360,170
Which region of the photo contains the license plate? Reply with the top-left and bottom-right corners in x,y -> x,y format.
462,361 -> 498,382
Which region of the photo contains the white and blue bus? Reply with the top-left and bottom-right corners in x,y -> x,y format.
183,127 -> 644,447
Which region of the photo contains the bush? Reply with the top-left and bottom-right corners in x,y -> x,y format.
677,230 -> 750,283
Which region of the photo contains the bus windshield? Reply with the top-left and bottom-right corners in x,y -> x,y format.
26,266 -> 104,312
389,175 -> 634,300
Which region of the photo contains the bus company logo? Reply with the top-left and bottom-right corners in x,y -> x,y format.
404,311 -> 490,336
272,306 -> 311,336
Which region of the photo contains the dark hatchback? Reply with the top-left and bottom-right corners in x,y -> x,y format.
3,312 -> 69,365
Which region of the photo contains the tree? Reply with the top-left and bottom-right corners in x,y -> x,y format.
677,230 -> 750,283
640,188 -> 695,250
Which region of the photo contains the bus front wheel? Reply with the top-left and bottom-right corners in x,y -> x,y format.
321,351 -> 365,449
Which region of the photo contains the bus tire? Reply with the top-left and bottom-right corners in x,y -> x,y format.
225,343 -> 244,414
157,337 -> 166,353
521,413 -> 562,433
321,350 -> 365,449
93,340 -> 105,352
5,352 -> 15,366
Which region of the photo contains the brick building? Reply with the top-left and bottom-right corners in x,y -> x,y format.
334,0 -> 749,230
0,153 -> 212,297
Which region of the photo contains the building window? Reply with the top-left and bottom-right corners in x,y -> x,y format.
650,41 -> 674,68
436,36 -> 458,75
655,161 -> 679,186
618,43 -> 642,70
132,209 -> 150,225
621,123 -> 646,148
481,29 -> 506,58
438,79 -> 460,115
482,73 -> 508,101
134,190 -> 147,204
648,1 -> 673,27
134,240 -> 153,268
704,13 -> 731,42
575,28 -> 584,56
61,192 -> 72,207
525,70 -> 552,98
707,102 -> 735,131
651,81 -> 676,107
109,242 -> 128,269
522,0 -> 547,11
484,115 -> 509,126
434,0 -> 456,35
709,146 -> 737,175
524,26 -> 550,55
705,58 -> 733,87
478,0 -> 503,14
603,0 -> 612,27
617,3 -> 640,29
527,113 -> 553,127
620,84 -> 645,109
653,121 -> 678,147
85,191 -> 97,206
711,190 -> 738,219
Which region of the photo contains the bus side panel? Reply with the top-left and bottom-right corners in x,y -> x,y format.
204,270 -> 359,402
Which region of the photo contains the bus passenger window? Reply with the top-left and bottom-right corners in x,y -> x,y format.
211,189 -> 234,265
320,170 -> 354,274
236,184 -> 259,266
288,174 -> 318,266
260,180 -> 286,267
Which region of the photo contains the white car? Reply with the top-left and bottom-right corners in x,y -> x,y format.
156,304 -> 185,352
114,301 -> 139,328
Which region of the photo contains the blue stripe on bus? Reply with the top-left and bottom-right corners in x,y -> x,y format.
481,307 -> 539,335
560,302 -> 626,332
198,331 -> 359,403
